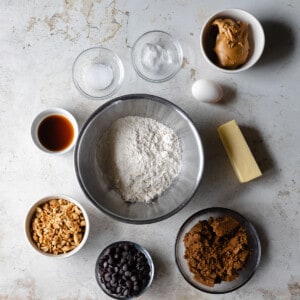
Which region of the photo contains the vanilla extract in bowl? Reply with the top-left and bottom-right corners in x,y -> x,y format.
38,114 -> 74,152
31,108 -> 78,154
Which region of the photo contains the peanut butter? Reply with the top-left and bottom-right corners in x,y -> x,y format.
212,18 -> 249,69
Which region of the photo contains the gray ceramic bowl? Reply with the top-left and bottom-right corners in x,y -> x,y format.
75,94 -> 204,224
175,207 -> 261,293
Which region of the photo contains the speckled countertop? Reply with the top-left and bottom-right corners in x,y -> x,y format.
0,0 -> 300,299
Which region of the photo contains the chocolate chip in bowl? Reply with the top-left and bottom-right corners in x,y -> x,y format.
175,207 -> 261,293
95,241 -> 154,299
25,195 -> 90,258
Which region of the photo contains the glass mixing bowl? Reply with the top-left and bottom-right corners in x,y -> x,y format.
74,94 -> 204,224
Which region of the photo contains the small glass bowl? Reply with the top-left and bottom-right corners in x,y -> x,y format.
72,47 -> 124,100
175,207 -> 261,294
131,30 -> 183,83
95,241 -> 154,299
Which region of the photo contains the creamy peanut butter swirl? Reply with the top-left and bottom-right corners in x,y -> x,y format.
212,18 -> 249,69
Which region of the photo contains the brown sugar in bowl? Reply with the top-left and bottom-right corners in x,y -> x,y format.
175,207 -> 261,294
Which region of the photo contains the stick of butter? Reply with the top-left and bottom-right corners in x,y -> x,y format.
218,120 -> 262,183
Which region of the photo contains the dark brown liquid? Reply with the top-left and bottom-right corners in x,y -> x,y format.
38,114 -> 74,151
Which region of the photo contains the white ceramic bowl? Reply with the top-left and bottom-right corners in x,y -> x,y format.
31,108 -> 79,155
200,9 -> 265,73
25,194 -> 90,259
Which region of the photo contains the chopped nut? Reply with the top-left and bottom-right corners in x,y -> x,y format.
30,198 -> 86,255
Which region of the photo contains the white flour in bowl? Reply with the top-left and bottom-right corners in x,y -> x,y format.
97,116 -> 182,203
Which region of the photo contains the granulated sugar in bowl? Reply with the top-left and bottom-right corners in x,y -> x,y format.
72,47 -> 124,100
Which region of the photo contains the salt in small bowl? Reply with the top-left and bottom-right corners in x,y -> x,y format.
72,47 -> 124,100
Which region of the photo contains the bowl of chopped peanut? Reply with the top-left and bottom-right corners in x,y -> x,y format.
25,195 -> 90,258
